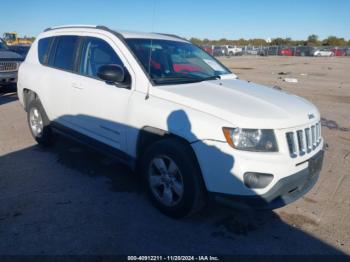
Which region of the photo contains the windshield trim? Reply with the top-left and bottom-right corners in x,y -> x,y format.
124,38 -> 232,86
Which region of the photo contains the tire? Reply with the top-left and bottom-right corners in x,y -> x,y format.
27,98 -> 53,146
140,138 -> 207,218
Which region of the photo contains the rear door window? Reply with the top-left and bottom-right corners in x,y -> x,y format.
49,36 -> 79,71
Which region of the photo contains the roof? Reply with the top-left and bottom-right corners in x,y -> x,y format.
43,25 -> 188,42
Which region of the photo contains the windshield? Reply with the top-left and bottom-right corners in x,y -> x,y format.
126,38 -> 231,85
0,39 -> 9,50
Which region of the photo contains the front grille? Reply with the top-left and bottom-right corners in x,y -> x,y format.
286,121 -> 322,158
0,61 -> 18,72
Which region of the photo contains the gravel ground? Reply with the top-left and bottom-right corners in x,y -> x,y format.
0,57 -> 349,255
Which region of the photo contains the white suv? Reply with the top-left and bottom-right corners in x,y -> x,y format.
18,25 -> 324,218
224,45 -> 243,56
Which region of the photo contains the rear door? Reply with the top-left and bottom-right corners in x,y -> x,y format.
69,35 -> 133,152
46,35 -> 80,122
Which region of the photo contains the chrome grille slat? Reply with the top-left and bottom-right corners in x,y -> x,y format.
316,123 -> 320,143
286,121 -> 322,158
305,128 -> 311,152
296,130 -> 305,155
0,61 -> 18,72
311,125 -> 316,149
286,132 -> 297,157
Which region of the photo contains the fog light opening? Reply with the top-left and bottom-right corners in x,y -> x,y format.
244,172 -> 274,189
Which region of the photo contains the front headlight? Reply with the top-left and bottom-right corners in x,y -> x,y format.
222,127 -> 278,152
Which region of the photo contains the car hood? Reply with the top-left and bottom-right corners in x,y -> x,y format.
0,50 -> 23,60
152,79 -> 319,129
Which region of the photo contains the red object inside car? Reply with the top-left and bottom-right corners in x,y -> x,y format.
173,63 -> 202,72
150,60 -> 202,73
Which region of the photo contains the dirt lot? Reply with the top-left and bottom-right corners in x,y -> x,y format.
0,57 -> 349,255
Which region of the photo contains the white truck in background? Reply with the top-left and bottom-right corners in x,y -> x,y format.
224,45 -> 243,56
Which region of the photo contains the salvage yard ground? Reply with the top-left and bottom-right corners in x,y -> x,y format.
0,57 -> 349,255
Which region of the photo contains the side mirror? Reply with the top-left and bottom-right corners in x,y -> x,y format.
97,64 -> 127,87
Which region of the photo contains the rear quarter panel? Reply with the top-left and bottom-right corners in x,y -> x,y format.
17,38 -> 56,120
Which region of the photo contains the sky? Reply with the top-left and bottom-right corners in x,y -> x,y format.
0,0 -> 349,40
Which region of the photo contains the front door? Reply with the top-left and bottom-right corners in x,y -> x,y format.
69,36 -> 132,152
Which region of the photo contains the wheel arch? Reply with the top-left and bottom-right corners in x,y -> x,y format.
136,126 -> 195,160
135,126 -> 206,184
22,89 -> 38,112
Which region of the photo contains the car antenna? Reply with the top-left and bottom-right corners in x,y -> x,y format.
145,0 -> 157,100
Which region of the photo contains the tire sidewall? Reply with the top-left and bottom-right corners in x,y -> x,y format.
27,99 -> 52,145
141,138 -> 205,218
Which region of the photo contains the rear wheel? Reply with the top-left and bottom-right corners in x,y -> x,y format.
140,138 -> 207,218
27,98 -> 53,146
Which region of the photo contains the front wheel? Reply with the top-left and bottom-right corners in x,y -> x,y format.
140,138 -> 207,218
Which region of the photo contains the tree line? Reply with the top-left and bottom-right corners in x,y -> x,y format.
189,35 -> 350,47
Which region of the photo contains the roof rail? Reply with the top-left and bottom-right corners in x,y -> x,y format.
42,26 -> 187,43
156,33 -> 188,42
44,25 -> 109,32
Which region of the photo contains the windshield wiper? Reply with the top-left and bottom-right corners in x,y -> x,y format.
152,75 -> 221,85
152,76 -> 200,85
198,75 -> 221,82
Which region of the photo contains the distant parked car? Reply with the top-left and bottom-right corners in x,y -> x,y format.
344,48 -> 350,56
258,46 -> 268,56
295,46 -> 315,57
8,45 -> 31,58
330,48 -> 345,56
201,45 -> 214,56
223,45 -> 242,56
313,48 -> 334,57
280,47 -> 294,56
0,38 -> 24,86
243,46 -> 259,55
213,46 -> 226,56
258,46 -> 280,56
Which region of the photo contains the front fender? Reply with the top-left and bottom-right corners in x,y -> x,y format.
126,91 -> 231,157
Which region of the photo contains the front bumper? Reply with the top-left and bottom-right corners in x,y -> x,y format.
0,71 -> 18,84
213,150 -> 324,209
191,125 -> 325,209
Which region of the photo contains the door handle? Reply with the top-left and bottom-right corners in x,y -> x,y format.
72,83 -> 83,90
